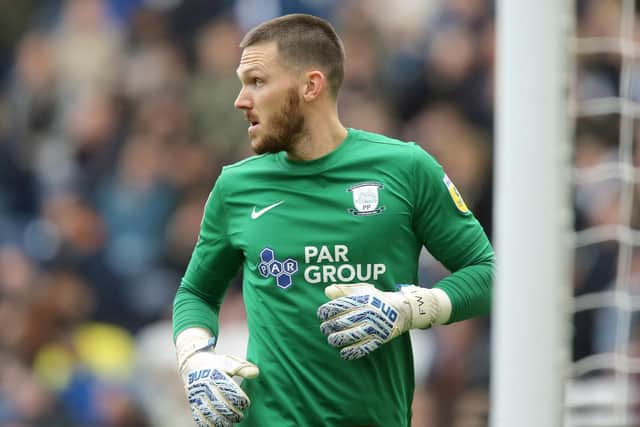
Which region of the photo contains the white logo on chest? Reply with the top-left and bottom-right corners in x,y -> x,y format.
348,182 -> 385,216
251,201 -> 284,219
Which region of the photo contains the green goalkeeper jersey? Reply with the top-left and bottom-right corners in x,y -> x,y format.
173,128 -> 494,427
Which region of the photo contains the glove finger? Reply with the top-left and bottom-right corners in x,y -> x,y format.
190,405 -> 211,427
188,381 -> 236,426
328,322 -> 390,348
324,283 -> 375,299
320,308 -> 370,335
317,294 -> 371,321
210,369 -> 252,413
321,305 -> 395,336
221,355 -> 260,379
338,304 -> 396,333
339,338 -> 382,361
191,402 -> 232,427
187,369 -> 250,424
317,298 -> 357,321
327,324 -> 369,348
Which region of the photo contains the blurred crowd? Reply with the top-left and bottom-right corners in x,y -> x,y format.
0,0 -> 634,426
570,1 -> 640,425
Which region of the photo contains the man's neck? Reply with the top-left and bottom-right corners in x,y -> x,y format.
286,113 -> 348,161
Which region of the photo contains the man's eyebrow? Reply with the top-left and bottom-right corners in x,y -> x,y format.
236,65 -> 264,77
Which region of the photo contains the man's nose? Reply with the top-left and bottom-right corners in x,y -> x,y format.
234,88 -> 252,110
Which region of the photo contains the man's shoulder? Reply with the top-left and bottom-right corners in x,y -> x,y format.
214,154 -> 276,189
351,128 -> 424,158
351,129 -> 443,176
221,153 -> 275,173
353,129 -> 411,146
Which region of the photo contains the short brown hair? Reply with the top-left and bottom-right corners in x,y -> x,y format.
239,14 -> 345,98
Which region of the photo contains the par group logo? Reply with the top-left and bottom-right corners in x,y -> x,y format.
257,248 -> 299,289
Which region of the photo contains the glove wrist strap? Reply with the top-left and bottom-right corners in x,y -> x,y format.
399,285 -> 440,330
176,328 -> 217,373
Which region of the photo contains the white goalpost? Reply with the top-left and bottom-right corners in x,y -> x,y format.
492,1 -> 574,426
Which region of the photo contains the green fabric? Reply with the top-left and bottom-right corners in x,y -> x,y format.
172,128 -> 494,427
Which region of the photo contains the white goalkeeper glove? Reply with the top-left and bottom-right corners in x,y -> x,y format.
317,283 -> 451,360
176,328 -> 259,427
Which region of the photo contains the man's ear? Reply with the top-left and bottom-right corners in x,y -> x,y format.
303,70 -> 326,101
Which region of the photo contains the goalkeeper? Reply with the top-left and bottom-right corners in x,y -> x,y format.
172,13 -> 494,427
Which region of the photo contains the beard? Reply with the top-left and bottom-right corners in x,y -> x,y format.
252,87 -> 306,155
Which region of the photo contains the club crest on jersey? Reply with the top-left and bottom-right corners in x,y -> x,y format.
347,182 -> 385,216
257,248 -> 299,289
442,174 -> 470,214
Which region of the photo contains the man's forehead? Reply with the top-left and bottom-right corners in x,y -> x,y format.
237,42 -> 279,71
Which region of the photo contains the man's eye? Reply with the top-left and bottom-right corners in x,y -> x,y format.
254,78 -> 264,86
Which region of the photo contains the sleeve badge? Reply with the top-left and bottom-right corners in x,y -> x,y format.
442,174 -> 470,215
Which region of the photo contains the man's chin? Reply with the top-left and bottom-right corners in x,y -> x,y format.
251,139 -> 272,155
251,138 -> 265,155
251,136 -> 287,155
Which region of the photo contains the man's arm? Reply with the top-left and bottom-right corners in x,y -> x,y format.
411,145 -> 494,323
171,173 -> 258,427
172,174 -> 243,341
